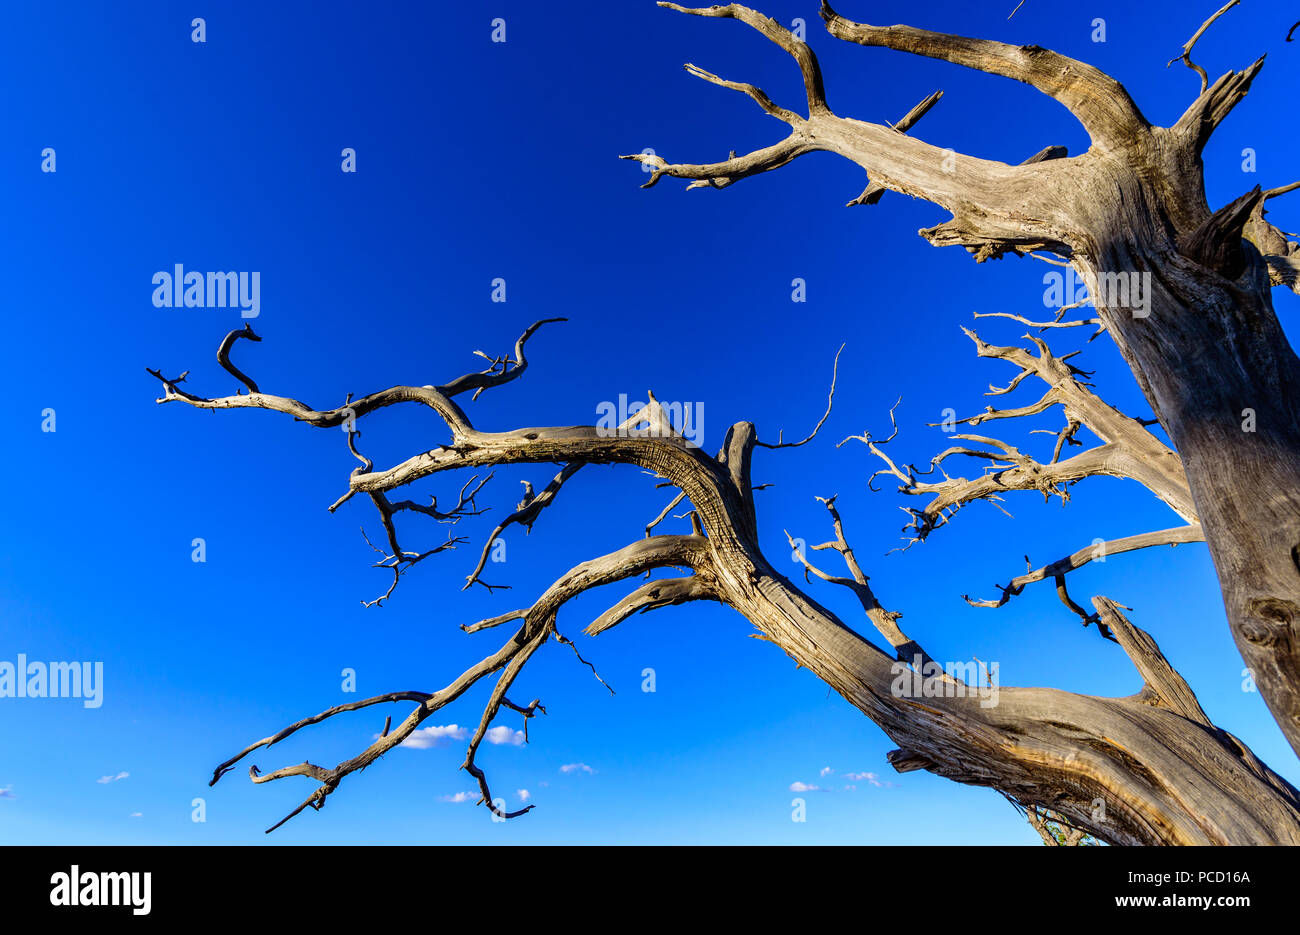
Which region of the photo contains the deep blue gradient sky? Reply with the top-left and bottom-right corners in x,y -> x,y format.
2,0 -> 1298,845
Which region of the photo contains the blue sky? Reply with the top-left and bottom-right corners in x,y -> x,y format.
2,0 -> 1298,845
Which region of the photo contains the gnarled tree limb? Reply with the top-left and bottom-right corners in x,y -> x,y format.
155,323 -> 1300,844
631,2 -> 1300,756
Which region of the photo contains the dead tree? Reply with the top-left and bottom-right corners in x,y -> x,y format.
856,324 -> 1202,632
149,320 -> 1300,844
624,1 -> 1300,759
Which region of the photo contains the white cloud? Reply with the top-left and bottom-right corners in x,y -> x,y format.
484,726 -> 526,746
0,786 -> 15,799
517,788 -> 531,802
819,766 -> 834,777
439,791 -> 477,803
399,724 -> 469,750
560,763 -> 595,774
789,781 -> 821,792
394,723 -> 524,749
96,771 -> 129,784
129,812 -> 142,818
843,771 -> 893,787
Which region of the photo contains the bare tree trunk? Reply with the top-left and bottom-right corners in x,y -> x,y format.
627,1 -> 1300,755
695,484 -> 1300,845
148,322 -> 1300,843
1083,248 -> 1300,757
140,5 -> 1300,841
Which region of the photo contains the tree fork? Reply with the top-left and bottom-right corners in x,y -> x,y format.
630,0 -> 1300,756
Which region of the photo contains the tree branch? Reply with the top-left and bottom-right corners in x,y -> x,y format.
626,2 -> 1072,258
1171,55 -> 1266,154
848,91 -> 943,206
1093,596 -> 1212,727
658,2 -> 830,116
1166,0 -> 1240,95
844,328 -> 1195,561
756,344 -> 842,448
786,495 -> 932,663
964,524 -> 1205,611
161,322 -> 1300,844
820,1 -> 1149,149
463,463 -> 583,592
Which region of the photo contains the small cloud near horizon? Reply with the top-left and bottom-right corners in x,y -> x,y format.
97,771 -> 129,784
560,763 -> 595,774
